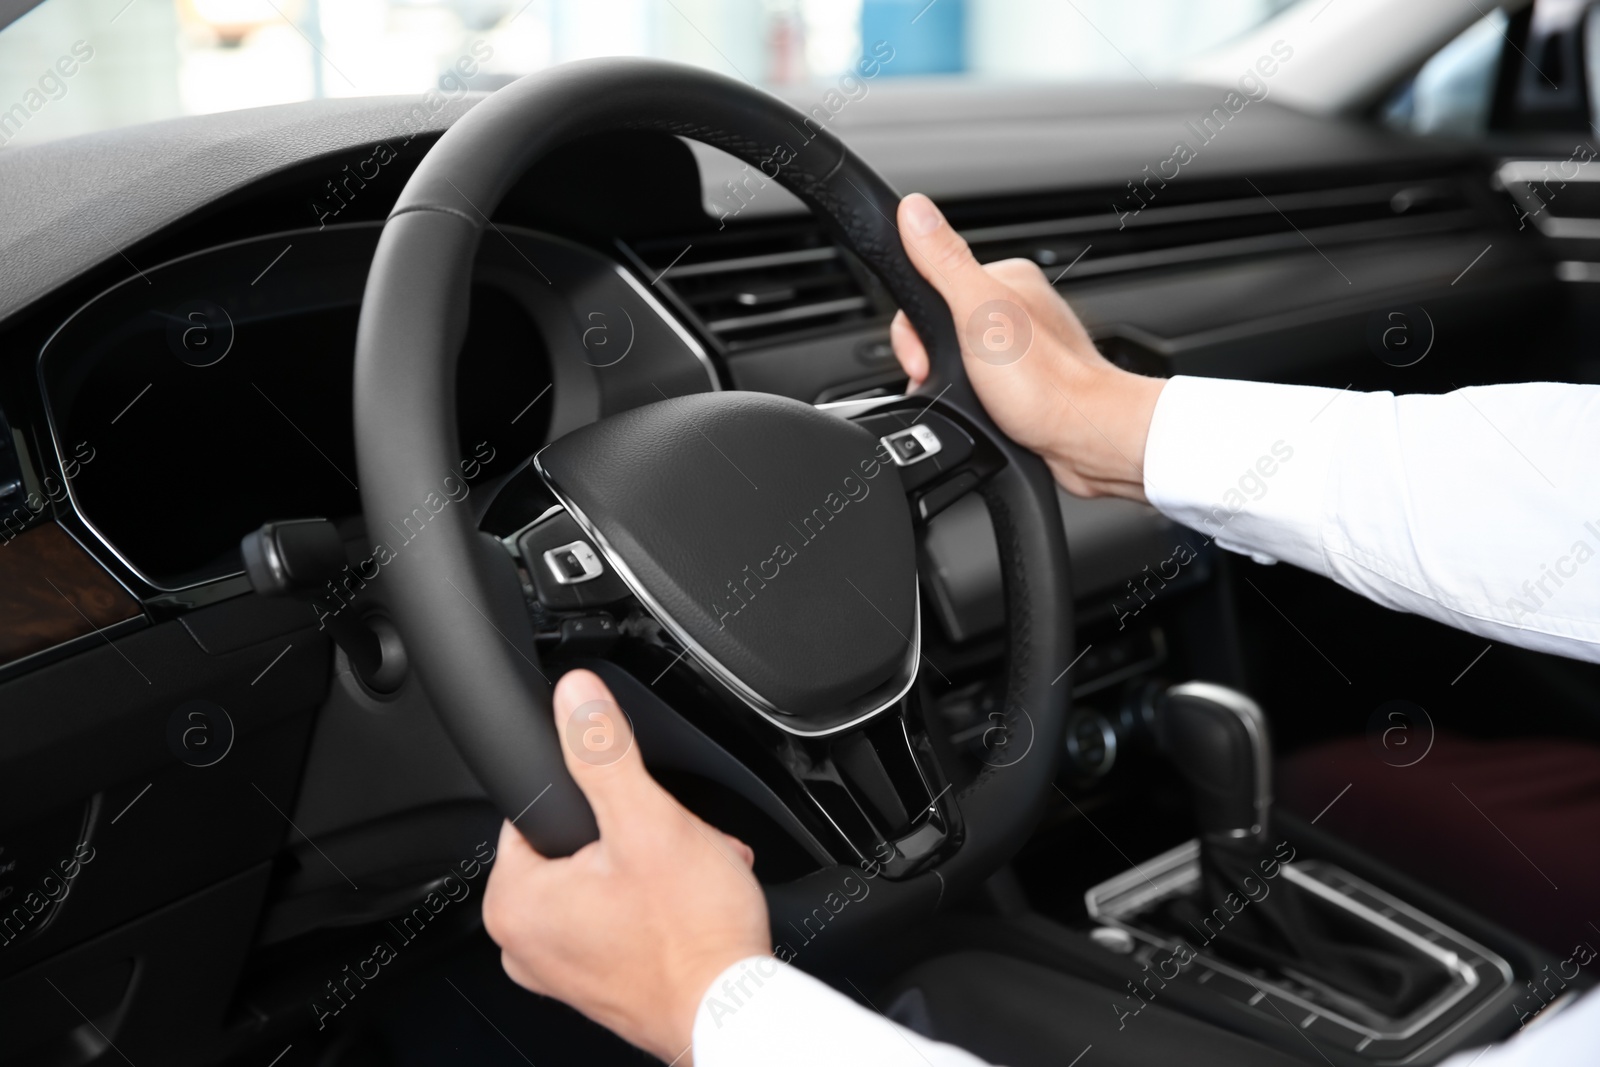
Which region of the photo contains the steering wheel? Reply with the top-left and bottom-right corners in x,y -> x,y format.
353,57 -> 1073,945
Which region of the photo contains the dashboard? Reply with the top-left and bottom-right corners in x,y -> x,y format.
0,81 -> 1561,679
0,74 -> 1568,804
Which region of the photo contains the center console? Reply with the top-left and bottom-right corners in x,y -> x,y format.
1080,682 -> 1522,1064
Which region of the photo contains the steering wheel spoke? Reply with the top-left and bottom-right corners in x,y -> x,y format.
608,646 -> 968,882
631,634 -> 968,880
477,444 -> 973,882
486,487 -> 966,882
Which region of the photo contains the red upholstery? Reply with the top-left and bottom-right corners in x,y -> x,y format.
1279,732 -> 1600,955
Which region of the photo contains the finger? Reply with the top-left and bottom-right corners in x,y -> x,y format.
552,668 -> 654,833
897,193 -> 1007,318
482,820 -> 548,948
718,829 -> 756,869
889,311 -> 928,387
495,816 -> 549,867
984,258 -> 1096,351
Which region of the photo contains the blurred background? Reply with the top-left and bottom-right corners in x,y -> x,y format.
0,0 -> 1298,148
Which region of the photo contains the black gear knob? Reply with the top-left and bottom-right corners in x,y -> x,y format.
1154,681 -> 1271,844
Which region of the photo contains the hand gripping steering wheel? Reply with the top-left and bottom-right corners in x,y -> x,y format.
354,57 -> 1073,947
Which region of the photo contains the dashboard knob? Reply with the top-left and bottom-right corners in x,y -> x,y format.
1063,706 -> 1119,780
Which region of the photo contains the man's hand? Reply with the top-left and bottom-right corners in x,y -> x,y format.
890,192 -> 1166,501
483,669 -> 771,1064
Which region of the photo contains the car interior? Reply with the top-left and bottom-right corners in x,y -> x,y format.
2,0 -> 1599,1064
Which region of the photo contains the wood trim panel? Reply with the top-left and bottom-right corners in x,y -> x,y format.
0,523 -> 142,666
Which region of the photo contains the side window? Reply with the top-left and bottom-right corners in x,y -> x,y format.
1383,1 -> 1600,139
1382,8 -> 1509,138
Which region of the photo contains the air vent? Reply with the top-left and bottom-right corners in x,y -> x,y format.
953,174 -> 1482,282
630,172 -> 1480,351
630,225 -> 884,350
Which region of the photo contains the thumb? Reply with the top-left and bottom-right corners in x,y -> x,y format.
897,193 -> 1004,316
552,668 -> 651,832
890,311 -> 929,387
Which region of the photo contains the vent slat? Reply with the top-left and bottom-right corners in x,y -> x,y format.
634,227 -> 878,349
706,296 -> 871,334
665,246 -> 840,279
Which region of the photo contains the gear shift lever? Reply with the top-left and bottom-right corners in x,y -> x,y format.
1152,681 -> 1271,844
1151,681 -> 1443,1018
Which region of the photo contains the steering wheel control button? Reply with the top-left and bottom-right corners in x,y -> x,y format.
881,424 -> 942,467
545,540 -> 603,585
517,513 -> 630,610
557,614 -> 618,654
856,410 -> 975,492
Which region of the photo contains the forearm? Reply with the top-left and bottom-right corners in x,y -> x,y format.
1141,376 -> 1600,664
1034,366 -> 1166,503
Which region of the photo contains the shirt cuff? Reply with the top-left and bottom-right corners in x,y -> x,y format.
1438,987 -> 1600,1066
692,955 -> 992,1067
1143,375 -> 1347,574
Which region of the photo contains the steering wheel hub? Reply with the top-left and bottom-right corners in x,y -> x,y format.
536,390 -> 919,735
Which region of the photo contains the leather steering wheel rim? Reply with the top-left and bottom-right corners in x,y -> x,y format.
353,57 -> 1073,938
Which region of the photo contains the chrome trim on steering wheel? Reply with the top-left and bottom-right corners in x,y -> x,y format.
532,450 -> 922,737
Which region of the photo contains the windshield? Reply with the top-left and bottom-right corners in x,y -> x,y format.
0,0 -> 1299,150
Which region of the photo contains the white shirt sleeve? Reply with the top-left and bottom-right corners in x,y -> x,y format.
690,956 -> 1600,1067
1143,376 -> 1600,664
692,956 -> 994,1067
1439,990 -> 1600,1066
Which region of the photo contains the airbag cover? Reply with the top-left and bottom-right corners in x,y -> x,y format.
536,391 -> 917,732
